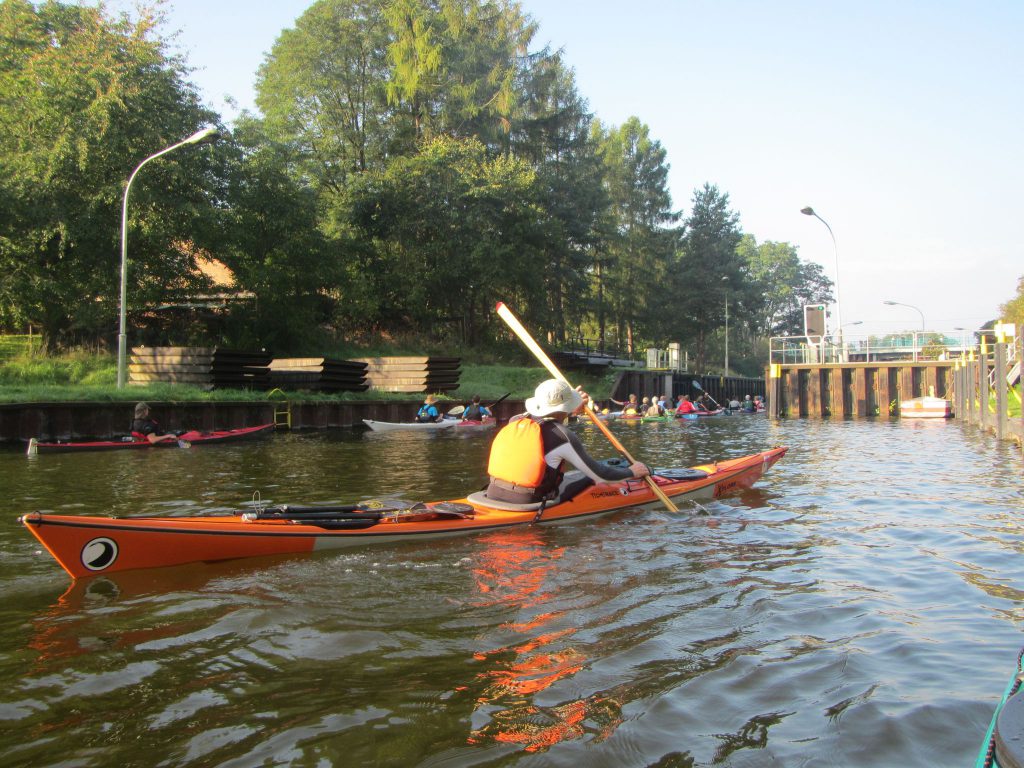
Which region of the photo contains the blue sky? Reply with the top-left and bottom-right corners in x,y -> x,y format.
95,0 -> 1021,339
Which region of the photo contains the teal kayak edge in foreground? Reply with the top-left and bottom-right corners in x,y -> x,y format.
976,648 -> 1024,768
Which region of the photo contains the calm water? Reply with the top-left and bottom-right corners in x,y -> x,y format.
0,416 -> 1021,767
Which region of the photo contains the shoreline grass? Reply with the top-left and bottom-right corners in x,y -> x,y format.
0,353 -> 621,404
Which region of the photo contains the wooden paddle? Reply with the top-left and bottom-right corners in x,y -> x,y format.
495,302 -> 678,513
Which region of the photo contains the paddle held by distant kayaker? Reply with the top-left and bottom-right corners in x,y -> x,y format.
485,379 -> 650,505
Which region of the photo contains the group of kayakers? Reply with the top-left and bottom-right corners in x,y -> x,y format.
415,394 -> 494,423
726,394 -> 766,412
415,387 -> 764,425
602,392 -> 717,418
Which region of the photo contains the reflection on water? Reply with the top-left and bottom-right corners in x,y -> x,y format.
462,530 -> 611,752
1,417 -> 1022,766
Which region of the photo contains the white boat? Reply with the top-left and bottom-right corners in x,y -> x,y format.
899,395 -> 952,419
362,417 -> 495,432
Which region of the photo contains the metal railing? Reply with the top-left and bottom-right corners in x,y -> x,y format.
562,336 -> 639,362
769,332 -> 987,365
0,334 -> 43,362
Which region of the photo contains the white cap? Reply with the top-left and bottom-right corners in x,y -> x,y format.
525,379 -> 583,418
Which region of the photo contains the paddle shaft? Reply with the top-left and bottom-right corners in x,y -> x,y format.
691,381 -> 721,409
495,302 -> 678,513
487,392 -> 512,409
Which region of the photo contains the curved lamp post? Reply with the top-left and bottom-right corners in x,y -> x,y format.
800,207 -> 843,347
117,127 -> 220,388
954,326 -> 972,359
721,275 -> 729,375
883,300 -> 925,330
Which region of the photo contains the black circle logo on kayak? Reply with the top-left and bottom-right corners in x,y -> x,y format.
81,538 -> 118,571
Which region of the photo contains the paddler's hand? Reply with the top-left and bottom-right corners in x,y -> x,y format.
629,462 -> 650,478
573,385 -> 590,414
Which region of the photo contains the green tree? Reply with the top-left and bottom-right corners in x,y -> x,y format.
0,0 -> 218,348
384,0 -> 535,147
213,118 -> 338,352
511,50 -> 607,344
673,183 -> 743,371
255,0 -> 393,192
739,234 -> 834,337
597,117 -> 680,354
340,135 -> 542,344
999,275 -> 1024,329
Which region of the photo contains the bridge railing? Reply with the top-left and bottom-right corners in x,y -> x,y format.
769,332 -> 982,365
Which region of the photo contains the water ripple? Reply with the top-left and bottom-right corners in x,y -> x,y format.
0,417 -> 1021,766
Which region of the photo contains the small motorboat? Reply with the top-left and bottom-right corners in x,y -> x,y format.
899,394 -> 952,419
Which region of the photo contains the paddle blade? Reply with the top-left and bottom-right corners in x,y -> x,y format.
447,405 -> 465,416
691,380 -> 704,391
177,439 -> 192,449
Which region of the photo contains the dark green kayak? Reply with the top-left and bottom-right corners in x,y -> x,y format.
977,649 -> 1024,768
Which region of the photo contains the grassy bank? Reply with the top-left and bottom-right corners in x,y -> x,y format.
0,352 -> 620,405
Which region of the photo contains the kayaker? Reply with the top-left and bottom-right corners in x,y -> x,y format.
415,394 -> 443,423
611,393 -> 640,416
131,402 -> 178,444
462,395 -> 492,422
644,398 -> 662,417
742,395 -> 755,413
676,395 -> 697,415
485,379 -> 650,505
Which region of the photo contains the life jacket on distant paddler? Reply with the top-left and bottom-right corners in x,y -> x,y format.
486,418 -> 562,502
416,400 -> 439,422
464,402 -> 483,421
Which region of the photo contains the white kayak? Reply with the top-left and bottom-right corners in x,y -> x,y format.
362,418 -> 496,432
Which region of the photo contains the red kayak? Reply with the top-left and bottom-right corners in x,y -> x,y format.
26,423 -> 275,454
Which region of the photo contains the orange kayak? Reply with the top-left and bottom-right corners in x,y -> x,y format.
21,446 -> 787,580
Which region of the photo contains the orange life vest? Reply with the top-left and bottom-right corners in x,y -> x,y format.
487,418 -> 547,487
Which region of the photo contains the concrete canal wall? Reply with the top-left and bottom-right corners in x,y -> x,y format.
0,399 -> 526,445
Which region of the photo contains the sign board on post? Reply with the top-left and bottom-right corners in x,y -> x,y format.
804,304 -> 827,339
804,304 -> 827,364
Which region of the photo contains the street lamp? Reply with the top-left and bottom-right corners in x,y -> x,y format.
117,127 -> 220,388
800,206 -> 843,346
883,300 -> 925,330
954,326 -> 973,358
721,275 -> 729,375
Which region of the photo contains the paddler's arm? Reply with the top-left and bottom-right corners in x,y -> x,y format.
549,424 -> 650,483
